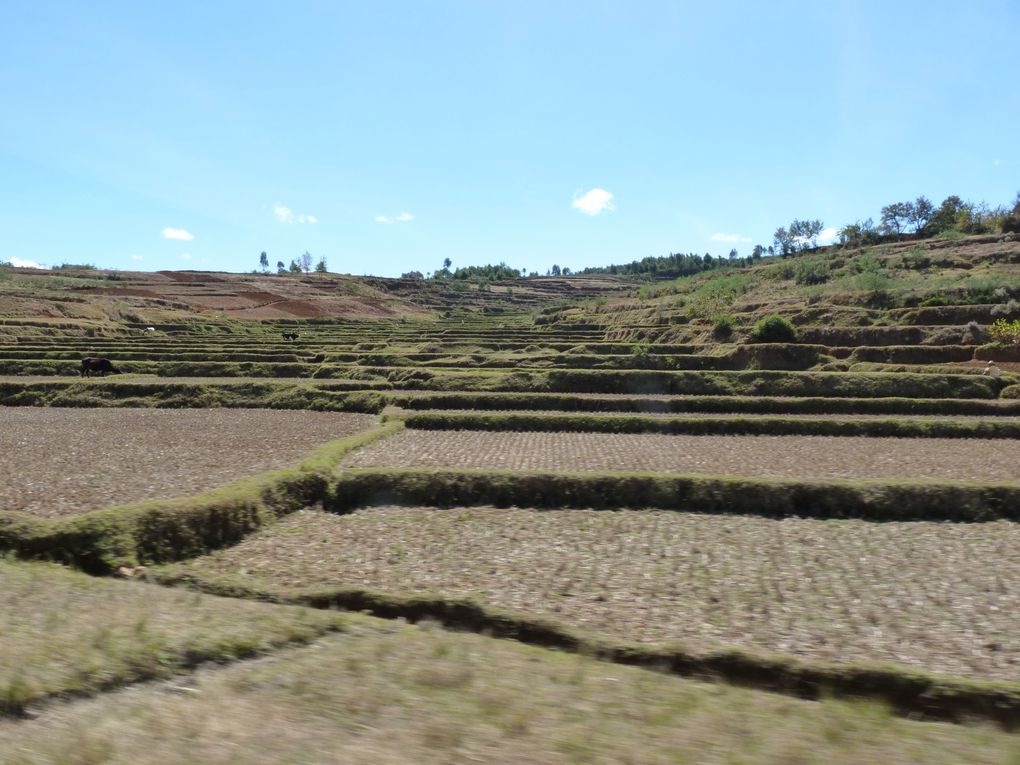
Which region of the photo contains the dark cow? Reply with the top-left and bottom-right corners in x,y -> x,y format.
282,332 -> 299,341
80,357 -> 121,377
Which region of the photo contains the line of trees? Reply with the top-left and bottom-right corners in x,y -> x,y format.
258,251 -> 327,274
580,249 -> 756,278
850,193 -> 1019,245
255,189 -> 1019,283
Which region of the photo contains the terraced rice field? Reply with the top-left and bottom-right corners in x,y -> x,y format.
0,408 -> 375,517
3,239 -> 1020,751
340,429 -> 1020,482
178,506 -> 1020,681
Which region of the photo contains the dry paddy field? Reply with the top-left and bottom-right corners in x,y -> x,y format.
0,408 -> 375,517
178,506 -> 1020,681
340,429 -> 1020,482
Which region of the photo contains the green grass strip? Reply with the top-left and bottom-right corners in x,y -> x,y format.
0,421 -> 404,573
402,411 -> 1020,439
329,467 -> 1020,522
366,367 -> 1001,398
391,391 -> 1020,416
153,569 -> 1020,730
0,380 -> 388,412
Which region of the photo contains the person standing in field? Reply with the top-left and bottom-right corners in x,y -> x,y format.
982,360 -> 1003,391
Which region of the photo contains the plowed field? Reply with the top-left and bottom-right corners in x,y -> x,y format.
340,430 -> 1020,481
179,506 -> 1020,680
0,408 -> 375,517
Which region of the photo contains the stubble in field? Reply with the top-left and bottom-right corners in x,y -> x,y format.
0,408 -> 375,517
339,429 -> 1020,481
177,506 -> 1020,680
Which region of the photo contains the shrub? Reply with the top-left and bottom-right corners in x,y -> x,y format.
794,259 -> 830,285
712,313 -> 735,338
991,300 -> 1020,318
990,319 -> 1020,346
631,342 -> 651,361
965,321 -> 985,343
1001,384 -> 1020,400
750,315 -> 797,343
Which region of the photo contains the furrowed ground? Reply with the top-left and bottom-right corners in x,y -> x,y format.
169,506 -> 1020,680
0,408 -> 374,517
339,429 -> 1020,481
2,233 -> 1020,757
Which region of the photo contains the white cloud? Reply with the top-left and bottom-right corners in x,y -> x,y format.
375,212 -> 415,224
163,227 -> 194,241
793,226 -> 839,247
711,232 -> 752,243
6,257 -> 49,269
274,204 -> 317,224
179,253 -> 192,261
130,255 -> 143,261
818,226 -> 839,244
572,188 -> 615,216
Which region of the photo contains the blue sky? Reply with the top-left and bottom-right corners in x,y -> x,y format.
1,1 -> 1017,276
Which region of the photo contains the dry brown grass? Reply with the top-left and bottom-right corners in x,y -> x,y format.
1,619 -> 1015,765
0,559 -> 343,710
0,408 -> 375,517
175,507 -> 1020,681
339,429 -> 1020,482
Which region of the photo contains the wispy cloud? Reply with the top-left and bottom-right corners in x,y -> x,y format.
179,253 -> 192,261
710,232 -> 752,243
374,212 -> 415,224
572,188 -> 614,216
163,227 -> 194,241
274,204 -> 317,224
130,255 -> 143,261
6,257 -> 49,269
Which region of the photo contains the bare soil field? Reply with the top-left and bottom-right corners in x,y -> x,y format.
178,507 -> 1020,681
340,430 -> 1020,482
0,408 -> 375,517
2,620 -> 1011,765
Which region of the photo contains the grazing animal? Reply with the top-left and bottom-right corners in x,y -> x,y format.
80,357 -> 121,377
282,332 -> 299,341
145,326 -> 156,333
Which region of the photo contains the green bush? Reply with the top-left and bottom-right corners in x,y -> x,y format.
1001,384 -> 1020,400
990,319 -> 1020,346
750,315 -> 797,343
794,259 -> 830,285
712,313 -> 735,338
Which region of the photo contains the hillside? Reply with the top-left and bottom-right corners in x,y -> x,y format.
538,232 -> 1020,371
0,265 -> 633,335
